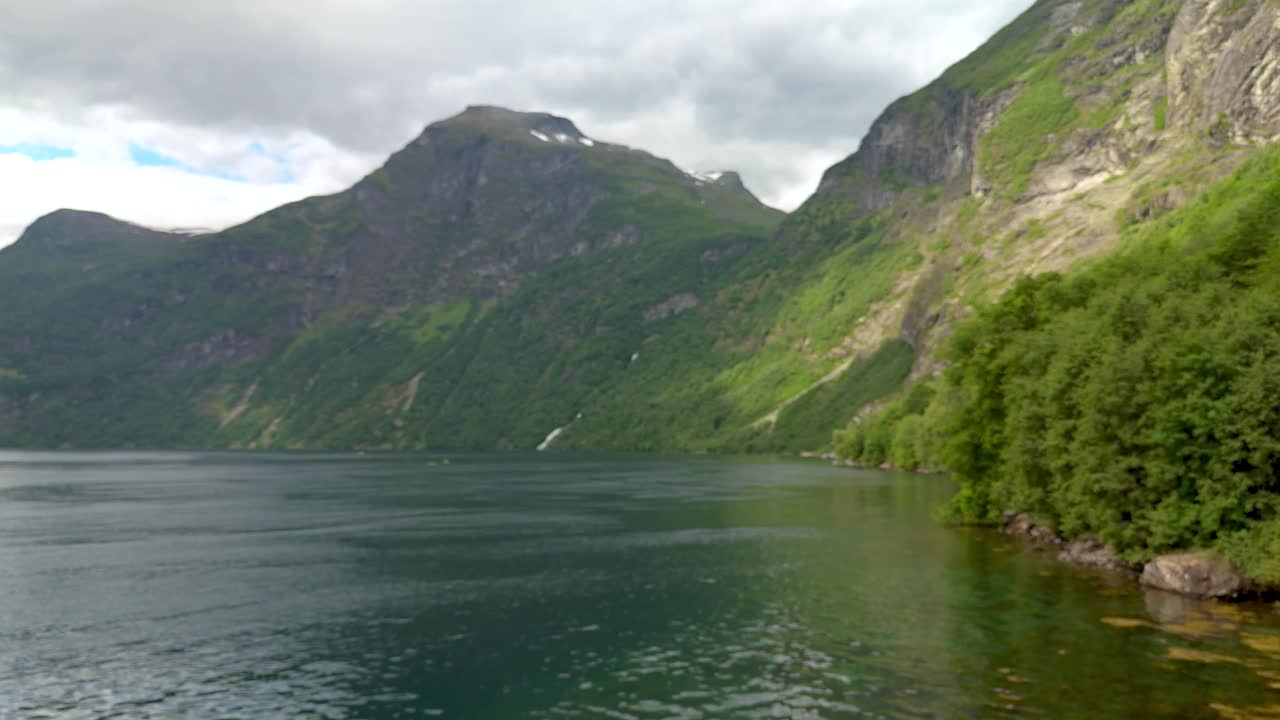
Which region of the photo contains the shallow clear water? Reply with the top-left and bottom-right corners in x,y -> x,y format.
0,452 -> 1278,719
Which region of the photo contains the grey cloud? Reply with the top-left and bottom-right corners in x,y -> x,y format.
1,0 -> 1034,208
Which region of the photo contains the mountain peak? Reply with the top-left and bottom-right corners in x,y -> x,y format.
23,209 -> 133,238
31,208 -> 121,226
13,209 -> 175,251
435,105 -> 596,147
689,170 -> 745,190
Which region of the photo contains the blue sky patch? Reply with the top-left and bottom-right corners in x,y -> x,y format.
247,142 -> 296,183
129,143 -> 247,182
129,143 -> 184,168
0,143 -> 75,161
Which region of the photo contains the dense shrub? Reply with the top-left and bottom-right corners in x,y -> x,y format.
840,146 -> 1280,582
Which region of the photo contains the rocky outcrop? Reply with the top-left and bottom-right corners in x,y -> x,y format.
1167,0 -> 1280,143
642,293 -> 700,323
1002,514 -> 1275,599
1140,552 -> 1251,599
810,0 -> 1139,212
333,106 -> 781,309
816,84 -> 1014,212
1001,512 -> 1135,573
167,329 -> 266,370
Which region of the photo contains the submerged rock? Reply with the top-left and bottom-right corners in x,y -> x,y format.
1140,553 -> 1249,600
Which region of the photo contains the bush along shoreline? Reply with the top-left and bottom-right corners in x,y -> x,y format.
834,147 -> 1280,600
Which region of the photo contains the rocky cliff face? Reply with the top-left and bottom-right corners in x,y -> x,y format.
342,107 -> 627,303
205,105 -> 774,316
817,84 -> 1007,213
1167,0 -> 1280,142
756,0 -> 1280,423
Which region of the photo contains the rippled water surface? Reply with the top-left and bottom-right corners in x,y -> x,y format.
2,452 -> 1279,719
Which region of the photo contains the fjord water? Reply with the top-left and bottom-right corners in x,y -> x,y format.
2,453 -> 1278,719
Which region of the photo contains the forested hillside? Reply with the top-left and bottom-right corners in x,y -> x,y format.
839,145 -> 1280,583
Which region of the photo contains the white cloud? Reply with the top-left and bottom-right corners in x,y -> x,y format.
0,108 -> 380,245
0,0 -> 1035,247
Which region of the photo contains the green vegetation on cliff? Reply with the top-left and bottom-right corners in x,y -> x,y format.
840,145 -> 1280,583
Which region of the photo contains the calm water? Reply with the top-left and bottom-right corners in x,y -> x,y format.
1,452 -> 1278,719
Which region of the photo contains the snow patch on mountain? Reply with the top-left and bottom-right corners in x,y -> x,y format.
687,170 -> 726,186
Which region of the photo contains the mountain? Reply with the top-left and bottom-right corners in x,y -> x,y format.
0,106 -> 784,448
3,0 -> 1280,462
564,0 -> 1280,453
820,0 -> 1280,586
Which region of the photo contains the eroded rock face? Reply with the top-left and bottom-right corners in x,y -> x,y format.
817,85 -> 1016,213
1140,553 -> 1249,599
1167,0 -> 1280,143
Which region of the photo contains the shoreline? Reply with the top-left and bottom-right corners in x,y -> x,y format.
813,452 -> 1280,605
999,512 -> 1280,605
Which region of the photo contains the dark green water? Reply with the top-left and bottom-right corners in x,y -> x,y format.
1,452 -> 1278,719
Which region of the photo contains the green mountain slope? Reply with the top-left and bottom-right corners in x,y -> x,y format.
822,0 -> 1280,582
565,0 -> 1280,453
3,0 -> 1280,462
0,107 -> 784,448
839,143 -> 1280,584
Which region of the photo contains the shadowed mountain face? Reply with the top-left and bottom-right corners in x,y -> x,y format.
4,0 -> 1280,452
0,107 -> 785,448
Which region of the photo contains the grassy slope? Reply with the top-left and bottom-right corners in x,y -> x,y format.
665,0 -> 1186,454
559,206 -> 924,451
208,188 -> 781,450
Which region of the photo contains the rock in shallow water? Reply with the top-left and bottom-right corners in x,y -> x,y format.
1140,553 -> 1248,599
1000,513 -> 1138,574
1058,537 -> 1134,574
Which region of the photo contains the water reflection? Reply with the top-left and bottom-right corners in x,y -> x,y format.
0,453 -> 1276,719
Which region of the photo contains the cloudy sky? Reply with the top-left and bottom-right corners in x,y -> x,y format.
0,0 -> 1032,247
